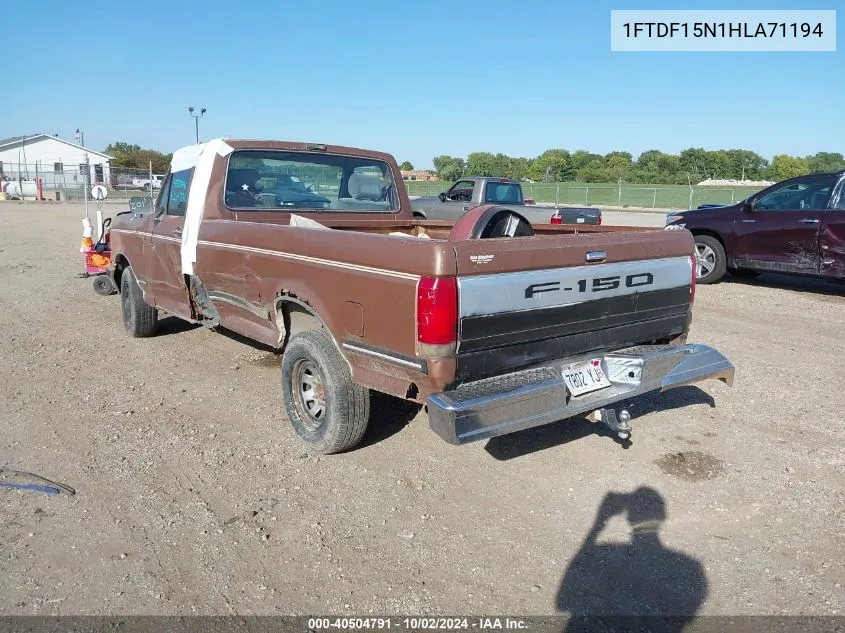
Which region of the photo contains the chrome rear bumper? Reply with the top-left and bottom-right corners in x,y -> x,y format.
426,344 -> 734,445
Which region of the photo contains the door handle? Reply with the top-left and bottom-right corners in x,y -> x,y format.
172,229 -> 183,237
799,218 -> 820,224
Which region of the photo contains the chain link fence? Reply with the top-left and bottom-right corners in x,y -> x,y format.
0,162 -> 162,202
1,162 -> 768,211
404,180 -> 765,210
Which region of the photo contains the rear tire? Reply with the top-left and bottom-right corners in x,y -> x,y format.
281,329 -> 370,454
693,235 -> 727,284
120,265 -> 158,337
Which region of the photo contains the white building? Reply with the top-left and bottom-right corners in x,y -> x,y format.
0,133 -> 113,189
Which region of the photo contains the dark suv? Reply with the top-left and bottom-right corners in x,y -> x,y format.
665,171 -> 845,284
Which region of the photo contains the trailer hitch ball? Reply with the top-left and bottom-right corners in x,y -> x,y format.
589,407 -> 633,439
617,409 -> 632,439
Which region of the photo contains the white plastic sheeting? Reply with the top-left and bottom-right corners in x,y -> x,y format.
172,139 -> 234,275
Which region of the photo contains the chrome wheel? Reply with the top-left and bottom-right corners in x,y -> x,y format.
291,359 -> 327,430
695,243 -> 716,279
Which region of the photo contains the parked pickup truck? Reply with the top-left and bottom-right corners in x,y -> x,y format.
107,139 -> 734,454
666,170 -> 845,284
110,174 -> 165,191
411,176 -> 602,225
136,174 -> 165,192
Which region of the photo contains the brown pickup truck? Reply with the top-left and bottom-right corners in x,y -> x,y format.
107,139 -> 735,454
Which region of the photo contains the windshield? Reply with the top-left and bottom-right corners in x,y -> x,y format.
224,150 -> 398,212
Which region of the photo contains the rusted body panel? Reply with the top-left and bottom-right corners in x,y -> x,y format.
109,139 -> 701,403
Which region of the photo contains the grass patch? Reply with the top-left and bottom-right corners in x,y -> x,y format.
404,180 -> 765,210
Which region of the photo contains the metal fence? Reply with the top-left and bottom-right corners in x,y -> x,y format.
404,180 -> 766,210
0,162 -> 768,211
0,162 -> 161,202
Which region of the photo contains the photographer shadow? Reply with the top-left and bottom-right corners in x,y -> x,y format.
557,487 -> 707,633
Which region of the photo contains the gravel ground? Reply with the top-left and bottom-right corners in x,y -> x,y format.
0,201 -> 843,617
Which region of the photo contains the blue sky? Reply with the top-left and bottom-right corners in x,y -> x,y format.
2,0 -> 842,168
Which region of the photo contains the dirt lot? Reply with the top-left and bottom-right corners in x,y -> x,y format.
0,201 -> 842,617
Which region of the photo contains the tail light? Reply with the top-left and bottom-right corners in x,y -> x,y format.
416,276 -> 457,356
550,213 -> 562,225
597,213 -> 602,226
689,252 -> 697,303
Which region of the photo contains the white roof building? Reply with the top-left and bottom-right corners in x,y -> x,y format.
0,133 -> 114,187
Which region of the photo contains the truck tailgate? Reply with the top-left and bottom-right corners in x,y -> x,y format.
451,230 -> 695,381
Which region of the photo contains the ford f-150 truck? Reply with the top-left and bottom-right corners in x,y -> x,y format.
107,139 -> 734,454
411,176 -> 602,225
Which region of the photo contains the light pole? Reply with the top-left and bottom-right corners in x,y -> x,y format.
188,106 -> 206,144
74,129 -> 90,220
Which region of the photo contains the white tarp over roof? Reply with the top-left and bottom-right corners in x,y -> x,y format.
171,139 -> 234,275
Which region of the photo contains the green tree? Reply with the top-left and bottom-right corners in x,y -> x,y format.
632,150 -> 682,183
603,151 -> 632,181
724,149 -> 768,180
104,141 -> 172,172
399,161 -> 414,171
806,152 -> 845,174
678,148 -> 712,180
104,142 -> 142,167
504,156 -> 533,181
604,151 -> 633,169
570,150 -> 603,171
635,149 -> 665,171
530,149 -> 572,182
576,159 -> 612,182
465,152 -> 499,177
136,149 -> 172,173
425,146 -> 833,186
432,155 -> 465,182
707,150 -> 731,179
768,155 -> 810,181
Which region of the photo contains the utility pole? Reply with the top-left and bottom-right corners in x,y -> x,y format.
188,106 -> 206,144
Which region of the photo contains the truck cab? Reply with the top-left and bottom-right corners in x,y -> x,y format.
412,177 -> 523,220
412,176 -> 601,225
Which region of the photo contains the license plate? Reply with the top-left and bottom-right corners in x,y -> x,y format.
562,359 -> 611,397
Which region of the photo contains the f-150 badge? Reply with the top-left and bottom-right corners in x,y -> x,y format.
524,272 -> 655,298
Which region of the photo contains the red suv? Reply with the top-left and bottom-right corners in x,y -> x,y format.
664,171 -> 845,284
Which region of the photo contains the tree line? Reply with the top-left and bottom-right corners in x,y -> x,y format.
413,149 -> 845,185
104,142 -> 172,174
103,141 -> 845,186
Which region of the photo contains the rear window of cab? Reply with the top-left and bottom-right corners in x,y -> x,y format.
224,150 -> 399,213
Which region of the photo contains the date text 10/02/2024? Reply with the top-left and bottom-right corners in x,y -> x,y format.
307,617 -> 528,630
621,22 -> 824,39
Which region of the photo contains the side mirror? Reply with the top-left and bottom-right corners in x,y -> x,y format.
438,192 -> 447,202
742,199 -> 753,212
